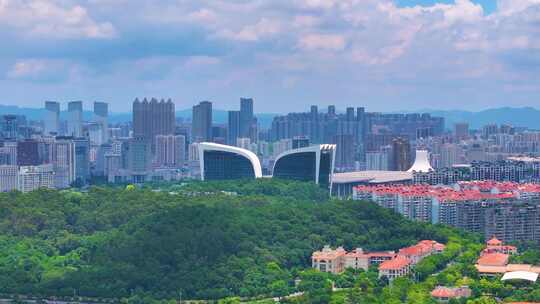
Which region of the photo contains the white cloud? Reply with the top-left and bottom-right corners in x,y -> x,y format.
497,0 -> 540,15
215,18 -> 281,41
2,0 -> 540,111
7,59 -> 72,80
298,34 -> 346,51
0,0 -> 116,39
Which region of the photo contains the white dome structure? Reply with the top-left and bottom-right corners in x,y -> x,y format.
407,150 -> 433,173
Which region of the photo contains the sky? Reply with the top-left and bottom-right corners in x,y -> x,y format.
0,0 -> 539,113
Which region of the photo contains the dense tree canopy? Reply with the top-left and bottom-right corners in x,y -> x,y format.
0,179 -> 454,301
3,179 -> 539,303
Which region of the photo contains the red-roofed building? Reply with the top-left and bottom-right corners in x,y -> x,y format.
379,255 -> 412,281
399,240 -> 446,265
483,236 -> 518,255
313,240 -> 445,278
353,181 -> 540,245
477,252 -> 509,267
431,286 -> 471,302
344,248 -> 396,271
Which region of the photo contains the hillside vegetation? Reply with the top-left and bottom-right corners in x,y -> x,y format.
0,180 -> 467,301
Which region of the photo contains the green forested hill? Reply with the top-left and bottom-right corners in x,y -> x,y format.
0,180 -> 463,301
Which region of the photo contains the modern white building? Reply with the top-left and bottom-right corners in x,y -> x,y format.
198,142 -> 262,181
18,164 -> 55,192
0,165 -> 18,192
272,144 -> 336,189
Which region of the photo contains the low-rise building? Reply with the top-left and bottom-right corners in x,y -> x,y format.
379,255 -> 412,281
312,245 -> 346,274
344,248 -> 396,271
431,286 -> 471,302
313,240 -> 445,280
482,236 -> 518,255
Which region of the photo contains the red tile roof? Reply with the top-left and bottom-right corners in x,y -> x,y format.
379,255 -> 411,270
487,236 -> 503,246
354,181 -> 540,203
477,253 -> 509,266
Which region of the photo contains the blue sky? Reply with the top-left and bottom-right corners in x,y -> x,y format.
0,0 -> 539,113
397,0 -> 497,14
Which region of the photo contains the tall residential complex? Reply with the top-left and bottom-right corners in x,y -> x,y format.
392,137 -> 411,171
132,98 -> 176,147
227,111 -> 240,145
18,164 -> 55,192
53,137 -> 76,188
67,101 -> 83,137
44,101 -> 60,135
192,101 -> 212,142
94,102 -> 109,144
240,98 -> 256,141
155,134 -> 186,168
17,139 -> 40,166
74,138 -> 90,184
128,136 -> 152,181
454,122 -> 469,140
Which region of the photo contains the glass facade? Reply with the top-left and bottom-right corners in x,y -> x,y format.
204,151 -> 255,180
319,150 -> 332,188
273,152 -> 317,182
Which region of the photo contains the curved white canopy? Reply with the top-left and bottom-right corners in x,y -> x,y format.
502,271 -> 538,282
407,150 -> 434,173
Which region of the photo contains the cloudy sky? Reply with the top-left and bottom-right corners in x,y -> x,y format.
0,0 -> 539,113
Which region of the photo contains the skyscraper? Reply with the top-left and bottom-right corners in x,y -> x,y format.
94,101 -> 109,144
192,101 -> 212,142
53,137 -> 76,188
17,139 -> 40,166
240,98 -> 254,138
334,134 -> 355,172
128,136 -> 152,182
73,138 -> 90,185
67,101 -> 83,137
132,98 -> 176,148
454,123 -> 469,141
392,137 -> 411,171
44,101 -> 60,135
227,110 -> 240,145
0,115 -> 23,139
155,134 -> 186,168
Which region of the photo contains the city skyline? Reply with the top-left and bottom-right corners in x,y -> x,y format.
0,0 -> 539,112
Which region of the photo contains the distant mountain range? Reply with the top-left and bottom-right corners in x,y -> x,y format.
0,104 -> 539,130
421,107 -> 540,130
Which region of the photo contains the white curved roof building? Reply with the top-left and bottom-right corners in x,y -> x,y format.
198,142 -> 262,181
272,144 -> 336,188
407,150 -> 434,173
501,271 -> 539,282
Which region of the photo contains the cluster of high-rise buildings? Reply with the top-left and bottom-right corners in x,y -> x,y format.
353,181 -> 540,244
0,101 -> 104,192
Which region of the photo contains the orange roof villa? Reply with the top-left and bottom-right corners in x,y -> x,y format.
312,240 -> 445,281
